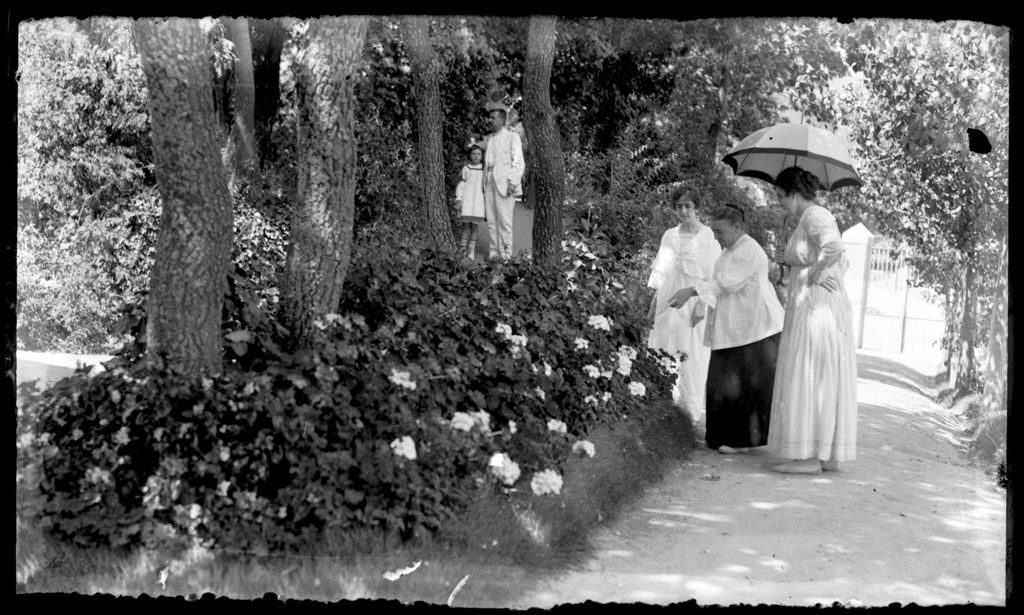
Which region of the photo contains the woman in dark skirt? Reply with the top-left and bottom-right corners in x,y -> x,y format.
669,204 -> 785,453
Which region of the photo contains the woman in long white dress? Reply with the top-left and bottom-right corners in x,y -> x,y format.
768,166 -> 858,474
646,187 -> 722,421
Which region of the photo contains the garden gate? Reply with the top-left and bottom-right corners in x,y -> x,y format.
842,224 -> 946,357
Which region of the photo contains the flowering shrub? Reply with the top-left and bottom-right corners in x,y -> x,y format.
17,232 -> 677,552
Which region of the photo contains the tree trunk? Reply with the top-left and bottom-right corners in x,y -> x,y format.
401,16 -> 458,255
133,18 -> 234,377
956,258 -> 980,393
224,18 -> 258,183
523,16 -> 566,266
278,17 -> 368,350
250,18 -> 288,167
979,238 -> 1007,420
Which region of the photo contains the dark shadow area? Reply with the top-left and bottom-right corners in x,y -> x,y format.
856,352 -> 946,398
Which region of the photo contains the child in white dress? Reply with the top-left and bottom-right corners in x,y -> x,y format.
455,142 -> 486,260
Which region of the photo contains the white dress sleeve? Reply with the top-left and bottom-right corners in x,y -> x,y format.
694,237 -> 762,309
805,206 -> 844,275
647,229 -> 675,290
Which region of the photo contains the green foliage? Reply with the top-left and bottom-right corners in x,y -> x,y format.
17,188 -> 160,353
18,18 -> 152,229
827,20 -> 1009,385
18,232 -> 675,553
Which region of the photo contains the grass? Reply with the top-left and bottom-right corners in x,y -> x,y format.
16,397 -> 697,606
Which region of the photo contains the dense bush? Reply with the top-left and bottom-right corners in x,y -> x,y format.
17,234 -> 677,553
17,18 -> 152,229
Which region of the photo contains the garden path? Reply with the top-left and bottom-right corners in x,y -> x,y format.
513,350 -> 1006,608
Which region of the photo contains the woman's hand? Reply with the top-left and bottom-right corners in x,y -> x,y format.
669,287 -> 696,309
690,302 -> 706,327
818,272 -> 840,292
810,265 -> 840,292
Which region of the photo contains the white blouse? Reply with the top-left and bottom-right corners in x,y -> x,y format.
695,233 -> 785,350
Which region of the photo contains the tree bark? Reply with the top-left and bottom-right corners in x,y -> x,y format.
250,18 -> 288,167
278,17 -> 368,350
224,17 -> 258,182
133,18 -> 234,377
523,16 -> 566,266
956,257 -> 979,393
401,16 -> 458,255
979,237 -> 1007,420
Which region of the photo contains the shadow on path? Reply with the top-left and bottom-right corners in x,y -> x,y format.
515,349 -> 1005,608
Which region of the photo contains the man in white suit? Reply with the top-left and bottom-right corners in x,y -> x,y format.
483,107 -> 524,259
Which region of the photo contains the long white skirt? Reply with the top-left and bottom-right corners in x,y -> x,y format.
767,276 -> 858,461
648,277 -> 710,421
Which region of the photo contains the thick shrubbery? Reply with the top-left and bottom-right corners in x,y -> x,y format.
17,236 -> 677,554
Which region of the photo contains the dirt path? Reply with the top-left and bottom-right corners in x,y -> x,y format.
513,350 -> 1006,607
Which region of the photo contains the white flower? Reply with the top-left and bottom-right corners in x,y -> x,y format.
584,395 -> 599,406
618,345 -> 638,361
217,481 -> 231,498
188,503 -> 202,520
114,426 -> 130,446
616,354 -> 633,377
469,410 -> 492,432
153,427 -> 164,441
390,436 -> 417,460
629,381 -> 647,397
583,364 -> 600,379
71,428 -> 83,440
600,369 -> 613,379
659,356 -> 677,375
242,381 -> 256,396
602,391 -> 612,403
530,469 -> 564,496
17,432 -> 35,449
547,419 -> 568,434
193,402 -> 205,415
587,315 -> 612,331
573,440 -> 596,458
86,466 -> 112,485
543,362 -> 553,377
324,313 -> 343,325
508,420 -> 517,435
202,378 -> 213,391
495,323 -> 513,338
531,363 -> 539,373
277,505 -> 288,519
389,369 -> 417,391
450,412 -> 476,432
535,387 -> 546,400
488,452 -> 521,486
508,334 -> 528,358
219,448 -> 230,462
110,389 -> 122,404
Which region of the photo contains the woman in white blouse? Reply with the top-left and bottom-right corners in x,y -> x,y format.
669,204 -> 785,453
646,187 -> 722,421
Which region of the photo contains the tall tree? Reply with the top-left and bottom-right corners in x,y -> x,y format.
522,16 -> 565,266
250,18 -> 288,166
133,17 -> 234,376
279,17 -> 368,349
401,16 -> 458,254
223,17 -> 258,181
830,20 -> 1009,393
